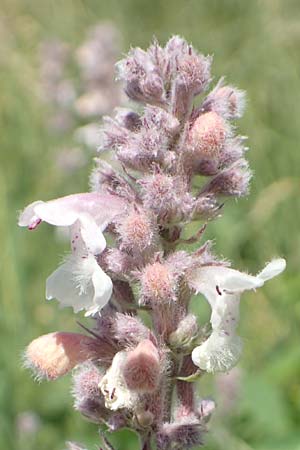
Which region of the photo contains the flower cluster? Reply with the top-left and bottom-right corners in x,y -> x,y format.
19,36 -> 285,450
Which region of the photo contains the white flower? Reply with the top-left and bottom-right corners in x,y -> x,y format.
99,352 -> 138,411
190,259 -> 286,373
46,253 -> 112,317
19,192 -> 126,315
19,192 -> 125,255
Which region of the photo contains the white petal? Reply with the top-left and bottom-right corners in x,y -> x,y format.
258,258 -> 286,282
210,292 -> 240,332
46,259 -> 91,313
78,215 -> 107,255
18,201 -> 44,227
20,192 -> 125,228
190,266 -> 263,307
221,269 -> 264,292
84,263 -> 113,317
46,254 -> 112,315
99,352 -> 138,411
192,331 -> 242,373
34,198 -> 80,226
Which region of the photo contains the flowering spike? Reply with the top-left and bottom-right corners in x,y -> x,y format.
18,35 -> 287,449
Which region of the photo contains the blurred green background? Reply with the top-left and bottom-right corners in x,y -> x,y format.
1,0 -> 300,449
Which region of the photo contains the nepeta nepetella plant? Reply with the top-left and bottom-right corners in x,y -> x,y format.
19,36 -> 286,450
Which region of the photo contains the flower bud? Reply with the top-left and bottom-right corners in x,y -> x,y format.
140,261 -> 176,305
189,111 -> 227,161
202,80 -> 246,120
116,48 -> 165,105
202,160 -> 251,197
123,339 -> 160,393
157,417 -> 203,450
114,108 -> 141,131
107,412 -> 128,431
24,332 -> 93,380
178,53 -> 211,95
113,313 -> 150,347
105,248 -> 135,276
90,159 -> 136,201
192,194 -> 220,220
116,208 -> 157,254
169,314 -> 198,352
140,173 -> 193,224
143,72 -> 165,103
72,362 -> 108,423
135,409 -> 154,428
72,362 -> 103,405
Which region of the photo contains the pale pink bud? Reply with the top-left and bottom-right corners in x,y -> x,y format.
141,261 -> 176,305
189,111 -> 227,160
116,208 -> 157,254
122,339 -> 160,393
24,332 -> 93,380
104,248 -> 136,276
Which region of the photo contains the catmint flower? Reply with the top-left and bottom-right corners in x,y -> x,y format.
24,332 -> 94,380
19,193 -> 125,315
189,259 -> 286,373
99,351 -> 139,411
46,252 -> 113,316
18,192 -> 124,253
